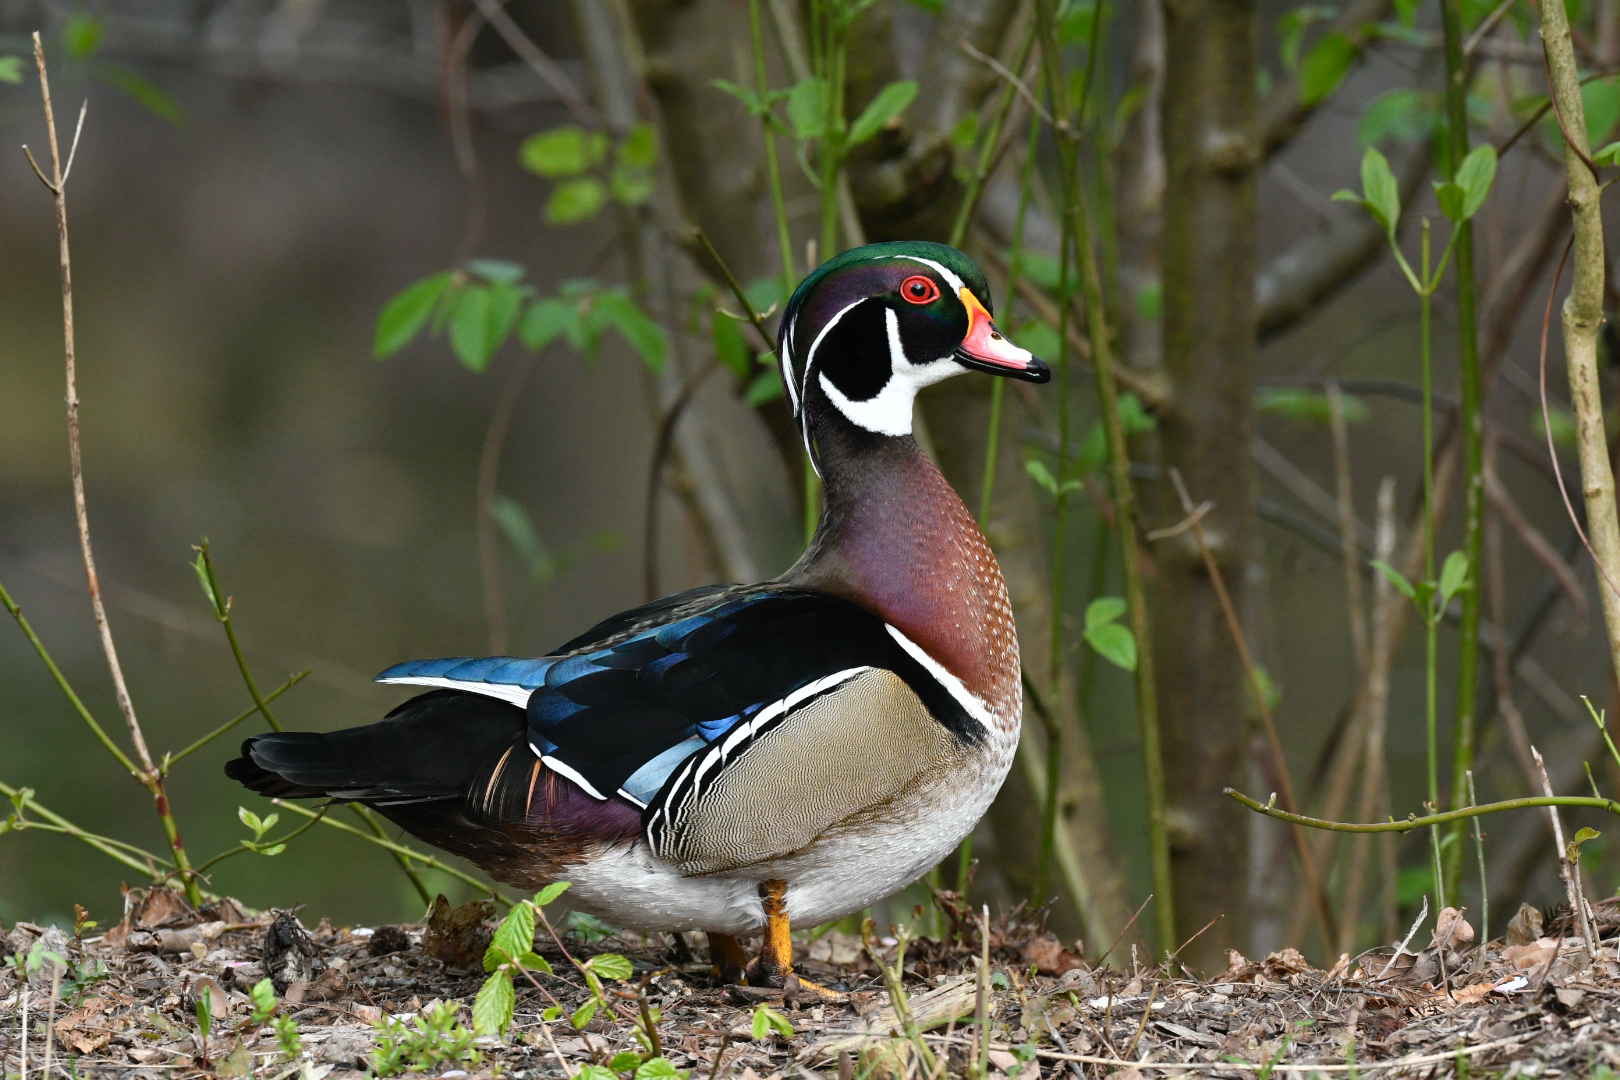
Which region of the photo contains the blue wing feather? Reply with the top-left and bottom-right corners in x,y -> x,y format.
376,585 -> 983,806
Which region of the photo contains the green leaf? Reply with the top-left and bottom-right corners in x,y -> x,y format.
249,979 -> 277,1023
1085,597 -> 1127,630
1083,621 -> 1137,672
713,311 -> 752,378
1453,144 -> 1497,221
546,177 -> 608,224
1370,559 -> 1416,601
515,951 -> 553,974
1533,404 -> 1579,452
1433,181 -> 1466,222
63,14 -> 102,59
1358,89 -> 1437,148
521,298 -> 576,351
635,1058 -> 684,1080
535,881 -> 571,907
902,0 -> 946,11
788,77 -> 828,140
1007,250 -> 1065,292
1135,281 -> 1162,321
375,272 -> 454,358
1013,321 -> 1061,362
745,277 -> 786,315
752,1005 -> 794,1038
238,807 -> 263,835
542,1005 -> 563,1022
576,1067 -> 618,1080
255,843 -> 286,857
611,1051 -> 645,1072
1395,863 -> 1433,906
595,293 -> 668,372
1586,77 -> 1620,147
610,164 -> 655,206
848,80 -> 918,145
1359,147 -> 1401,236
950,112 -> 979,152
1299,32 -> 1356,106
1438,550 -> 1471,606
521,127 -> 609,178
571,999 -> 599,1029
1257,386 -> 1368,424
95,64 -> 186,127
1025,459 -> 1059,496
1598,139 -> 1620,165
468,258 -> 526,285
586,953 -> 634,981
473,971 -> 515,1038
1392,0 -> 1422,26
191,552 -> 219,610
1568,826 -> 1602,862
449,282 -> 522,372
0,56 -> 24,84
711,78 -> 763,114
485,899 -> 537,973
1277,5 -> 1336,71
491,497 -> 556,585
744,370 -> 784,405
618,123 -> 659,169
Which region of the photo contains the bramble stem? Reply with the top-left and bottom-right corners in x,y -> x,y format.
1419,220 -> 1444,910
26,34 -> 200,905
269,798 -> 511,907
1226,787 -> 1619,831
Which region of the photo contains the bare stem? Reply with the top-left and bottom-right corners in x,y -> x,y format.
1540,0 -> 1620,689
0,779 -> 173,879
27,34 -> 200,905
269,798 -> 510,906
197,539 -> 285,732
165,672 -> 307,771
1226,787 -> 1619,831
1165,469 -> 1338,950
1034,0 -> 1174,954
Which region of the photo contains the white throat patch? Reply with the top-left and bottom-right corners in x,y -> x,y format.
816,306 -> 963,437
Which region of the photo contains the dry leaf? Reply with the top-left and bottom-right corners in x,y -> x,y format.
420,895 -> 493,969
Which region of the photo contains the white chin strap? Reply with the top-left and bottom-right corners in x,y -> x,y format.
816,307 -> 964,437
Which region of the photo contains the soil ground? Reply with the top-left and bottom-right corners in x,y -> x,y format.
4,889 -> 1619,1079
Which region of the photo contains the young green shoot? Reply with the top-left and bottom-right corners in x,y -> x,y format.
1337,141 -> 1496,910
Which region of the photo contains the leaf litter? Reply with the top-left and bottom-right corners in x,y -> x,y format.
4,887 -> 1620,1078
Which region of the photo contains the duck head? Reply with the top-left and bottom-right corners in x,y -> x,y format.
777,241 -> 1049,470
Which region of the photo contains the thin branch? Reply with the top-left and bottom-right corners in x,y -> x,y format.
1164,468 -> 1338,949
469,0 -> 606,131
644,356 -> 722,600
0,779 -> 172,878
60,100 -> 87,185
197,539 -> 286,732
1227,788 -> 1620,831
165,671 -> 308,770
957,36 -> 1056,130
269,797 -> 512,906
0,575 -> 139,776
350,804 -> 434,908
1532,747 -> 1595,961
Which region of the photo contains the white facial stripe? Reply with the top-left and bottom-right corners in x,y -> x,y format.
817,306 -> 964,436
781,321 -> 799,411
894,255 -> 965,294
885,624 -> 997,732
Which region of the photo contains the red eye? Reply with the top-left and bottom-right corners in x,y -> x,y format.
900,275 -> 940,305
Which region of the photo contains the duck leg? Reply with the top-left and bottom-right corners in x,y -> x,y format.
707,932 -> 749,985
743,880 -> 841,999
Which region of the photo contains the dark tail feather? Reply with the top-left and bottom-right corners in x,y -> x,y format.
225,688 -> 644,885
225,689 -> 530,811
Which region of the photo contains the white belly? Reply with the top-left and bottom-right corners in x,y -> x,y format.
559,734 -> 1015,934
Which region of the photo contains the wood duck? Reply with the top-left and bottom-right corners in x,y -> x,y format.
227,240 -> 1048,988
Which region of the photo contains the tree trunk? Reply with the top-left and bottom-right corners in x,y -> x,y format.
1155,0 -> 1261,970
